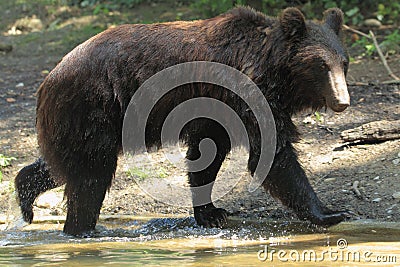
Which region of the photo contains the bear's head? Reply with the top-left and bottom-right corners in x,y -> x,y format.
279,7 -> 350,113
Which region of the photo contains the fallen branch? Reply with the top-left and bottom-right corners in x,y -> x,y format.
369,30 -> 400,81
382,79 -> 400,85
347,80 -> 400,86
343,25 -> 400,81
343,25 -> 371,39
347,81 -> 369,86
341,120 -> 400,143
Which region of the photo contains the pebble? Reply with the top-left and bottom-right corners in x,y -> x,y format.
392,192 -> 400,199
364,18 -> 382,27
318,155 -> 332,164
324,178 -> 336,182
302,116 -> 316,124
15,82 -> 24,88
373,176 -> 380,180
372,198 -> 382,203
393,158 -> 400,165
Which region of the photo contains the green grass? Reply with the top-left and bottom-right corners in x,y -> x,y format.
0,154 -> 16,182
126,166 -> 170,180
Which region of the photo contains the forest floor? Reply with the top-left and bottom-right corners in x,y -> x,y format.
0,1 -> 399,227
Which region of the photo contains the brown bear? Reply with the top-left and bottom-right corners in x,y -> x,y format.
15,6 -> 351,236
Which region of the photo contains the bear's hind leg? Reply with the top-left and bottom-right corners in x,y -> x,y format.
15,158 -> 62,223
61,111 -> 119,236
63,170 -> 114,236
261,143 -> 350,226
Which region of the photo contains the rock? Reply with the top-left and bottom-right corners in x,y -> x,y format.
364,19 -> 382,28
392,192 -> 400,199
352,180 -> 362,198
15,82 -> 24,88
303,116 -> 316,124
0,43 -> 12,53
393,158 -> 400,165
318,155 -> 333,164
0,181 -> 11,195
35,191 -> 63,209
258,207 -> 266,212
10,15 -> 44,34
372,197 -> 382,203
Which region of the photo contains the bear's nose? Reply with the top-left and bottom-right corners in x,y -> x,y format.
332,101 -> 349,112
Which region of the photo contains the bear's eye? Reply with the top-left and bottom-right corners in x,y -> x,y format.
321,62 -> 329,71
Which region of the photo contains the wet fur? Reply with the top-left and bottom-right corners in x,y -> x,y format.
15,7 -> 350,235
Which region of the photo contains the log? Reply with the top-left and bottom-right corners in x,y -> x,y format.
341,120 -> 400,143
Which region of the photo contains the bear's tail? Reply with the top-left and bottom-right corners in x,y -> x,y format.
14,158 -> 61,223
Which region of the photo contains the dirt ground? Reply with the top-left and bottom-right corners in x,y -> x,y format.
0,3 -> 399,227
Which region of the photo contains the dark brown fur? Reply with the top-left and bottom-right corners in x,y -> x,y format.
15,7 -> 351,236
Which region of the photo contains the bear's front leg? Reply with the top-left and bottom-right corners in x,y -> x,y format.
187,146 -> 229,228
262,143 -> 350,226
186,122 -> 231,228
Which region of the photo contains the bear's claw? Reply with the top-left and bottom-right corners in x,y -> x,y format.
309,210 -> 354,227
194,206 -> 228,228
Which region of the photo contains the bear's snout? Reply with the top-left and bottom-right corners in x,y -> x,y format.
330,100 -> 349,112
327,69 -> 350,112
328,91 -> 350,112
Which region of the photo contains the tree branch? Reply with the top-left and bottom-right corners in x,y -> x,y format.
369,30 -> 400,80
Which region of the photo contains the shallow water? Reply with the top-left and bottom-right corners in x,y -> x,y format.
0,216 -> 399,266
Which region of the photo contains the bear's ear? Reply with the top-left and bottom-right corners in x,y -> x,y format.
324,8 -> 344,35
280,7 -> 306,40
